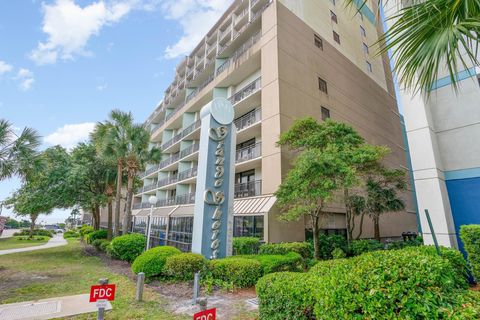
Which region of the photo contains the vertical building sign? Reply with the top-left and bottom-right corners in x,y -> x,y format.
192,97 -> 236,259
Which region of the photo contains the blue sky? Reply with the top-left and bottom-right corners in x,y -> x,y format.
0,0 -> 232,223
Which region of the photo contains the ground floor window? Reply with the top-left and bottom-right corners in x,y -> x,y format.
132,217 -> 148,234
167,217 -> 193,252
233,215 -> 264,239
150,216 -> 168,247
305,228 -> 347,240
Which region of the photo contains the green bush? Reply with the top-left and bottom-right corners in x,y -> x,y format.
79,226 -> 94,239
86,230 -> 108,244
131,246 -> 181,278
232,237 -> 261,255
13,229 -> 53,238
348,239 -> 384,256
460,224 -> 480,281
331,247 -> 346,259
164,253 -> 206,280
208,258 -> 263,288
63,231 -> 80,239
99,240 -> 110,252
311,248 -> 461,319
257,272 -> 316,320
316,234 -> 348,260
259,242 -> 312,260
386,236 -> 423,250
232,252 -> 302,274
109,233 -> 146,262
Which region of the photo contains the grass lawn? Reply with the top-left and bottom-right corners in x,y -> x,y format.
0,236 -> 49,250
0,240 -> 188,319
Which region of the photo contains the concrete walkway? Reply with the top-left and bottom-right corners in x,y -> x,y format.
0,234 -> 67,256
0,294 -> 112,320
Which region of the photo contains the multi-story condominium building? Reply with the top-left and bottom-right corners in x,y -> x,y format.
129,0 -> 418,251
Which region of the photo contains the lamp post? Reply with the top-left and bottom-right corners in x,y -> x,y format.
146,195 -> 157,250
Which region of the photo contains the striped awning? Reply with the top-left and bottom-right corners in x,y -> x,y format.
153,207 -> 176,217
234,195 -> 276,215
170,205 -> 195,217
133,209 -> 149,217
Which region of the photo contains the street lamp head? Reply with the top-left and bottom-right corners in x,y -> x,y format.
148,196 -> 158,205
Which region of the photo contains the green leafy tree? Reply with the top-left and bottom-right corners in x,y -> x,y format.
0,119 -> 40,180
346,0 -> 479,93
275,118 -> 385,259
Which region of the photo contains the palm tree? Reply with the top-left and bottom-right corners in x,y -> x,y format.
122,124 -> 160,234
91,110 -> 132,237
346,0 -> 479,94
0,119 -> 41,181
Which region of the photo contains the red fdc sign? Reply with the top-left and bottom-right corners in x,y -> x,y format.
193,308 -> 216,320
89,284 -> 116,302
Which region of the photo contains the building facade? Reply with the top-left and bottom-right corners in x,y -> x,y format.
129,0 -> 418,251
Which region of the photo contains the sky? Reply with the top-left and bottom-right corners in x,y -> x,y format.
0,0 -> 233,224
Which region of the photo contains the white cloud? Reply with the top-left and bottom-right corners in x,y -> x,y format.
44,122 -> 95,149
29,0 -> 138,65
96,83 -> 108,91
161,0 -> 232,59
0,60 -> 13,74
15,68 -> 35,91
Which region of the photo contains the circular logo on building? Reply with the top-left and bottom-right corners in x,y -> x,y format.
210,98 -> 234,125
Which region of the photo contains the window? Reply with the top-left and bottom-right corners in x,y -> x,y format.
330,11 -> 338,23
318,77 -> 328,94
333,31 -> 340,44
360,26 -> 366,37
314,34 -> 323,50
321,106 -> 331,120
167,217 -> 193,252
366,61 -> 373,72
234,216 -> 264,239
330,0 -> 336,5
363,42 -> 369,54
234,170 -> 260,198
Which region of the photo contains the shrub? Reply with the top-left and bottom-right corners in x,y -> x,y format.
259,242 -> 312,260
164,253 -> 206,280
348,239 -> 384,256
109,233 -> 146,262
208,258 -> 263,288
232,237 -> 261,255
131,246 -> 181,278
460,224 -> 480,281
79,226 -> 94,239
386,236 -> 423,250
331,247 -> 346,259
233,252 -> 302,274
63,231 -> 80,239
14,229 -> 53,238
317,234 -> 348,260
311,248 -> 461,319
86,230 -> 108,244
257,272 -> 316,320
99,240 -> 110,252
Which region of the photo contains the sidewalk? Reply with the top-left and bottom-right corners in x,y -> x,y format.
0,234 -> 67,256
0,294 -> 112,320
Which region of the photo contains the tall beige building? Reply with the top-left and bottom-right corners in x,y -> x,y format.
130,0 -> 417,251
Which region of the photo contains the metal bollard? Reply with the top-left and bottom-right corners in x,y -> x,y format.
97,278 -> 108,320
136,272 -> 145,302
192,272 -> 200,305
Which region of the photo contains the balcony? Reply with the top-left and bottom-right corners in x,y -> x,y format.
161,131 -> 183,150
177,166 -> 198,182
161,120 -> 201,152
156,192 -> 196,207
159,152 -> 180,170
158,175 -> 178,188
234,108 -> 261,131
217,31 -> 261,75
234,180 -> 262,198
229,77 -> 261,106
143,182 -> 158,193
236,142 -> 262,163
179,142 -> 200,159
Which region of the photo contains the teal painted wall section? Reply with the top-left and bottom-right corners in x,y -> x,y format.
445,167 -> 480,181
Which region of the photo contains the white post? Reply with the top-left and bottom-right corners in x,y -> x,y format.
146,196 -> 157,250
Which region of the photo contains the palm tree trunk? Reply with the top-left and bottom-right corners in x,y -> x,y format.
312,215 -> 320,260
114,160 -> 123,237
29,214 -> 38,239
356,212 -> 366,240
122,171 -> 134,234
107,198 -> 113,240
373,214 -> 380,241
344,188 -> 352,244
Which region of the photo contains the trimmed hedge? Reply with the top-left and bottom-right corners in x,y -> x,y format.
208,258 -> 263,288
109,233 -> 146,262
257,272 -> 315,320
257,247 -> 468,320
348,239 -> 384,256
86,230 -> 107,244
92,239 -> 110,252
14,229 -> 53,238
79,226 -> 94,239
164,253 -> 206,280
460,224 -> 480,281
63,231 -> 80,239
132,246 -> 181,278
232,237 -> 261,255
232,252 -> 302,274
259,242 -> 311,260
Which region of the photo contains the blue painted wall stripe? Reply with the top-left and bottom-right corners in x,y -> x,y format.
445,167 -> 480,181
429,67 -> 477,91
